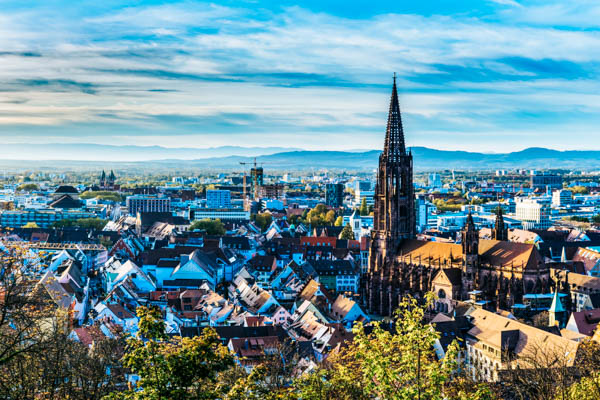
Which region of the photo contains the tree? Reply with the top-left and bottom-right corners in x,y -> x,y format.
0,319 -> 125,399
16,183 -> 39,192
568,216 -> 589,223
222,341 -> 299,399
110,306 -> 234,400
22,222 -> 39,228
190,219 -> 226,236
0,245 -> 50,366
291,293 -> 494,400
334,216 -> 344,226
359,197 -> 368,216
561,372 -> 600,400
305,204 -> 331,227
340,224 -> 355,240
571,186 -> 589,195
80,191 -> 124,203
253,213 -> 273,232
325,210 -> 336,225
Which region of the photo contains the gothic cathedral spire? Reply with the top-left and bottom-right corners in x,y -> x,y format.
369,75 -> 416,270
383,73 -> 406,159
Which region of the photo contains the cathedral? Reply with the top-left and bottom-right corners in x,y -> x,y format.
364,77 -> 551,316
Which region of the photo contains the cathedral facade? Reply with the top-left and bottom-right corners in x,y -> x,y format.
364,78 -> 551,317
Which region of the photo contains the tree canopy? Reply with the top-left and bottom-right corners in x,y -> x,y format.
190,218 -> 226,235
108,306 -> 234,400
340,223 -> 355,240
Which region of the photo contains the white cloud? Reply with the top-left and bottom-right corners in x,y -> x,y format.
0,1 -> 600,150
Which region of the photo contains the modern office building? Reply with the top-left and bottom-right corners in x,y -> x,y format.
355,189 -> 374,207
0,209 -> 97,228
190,208 -> 250,221
325,183 -> 344,208
515,197 -> 551,230
428,173 -> 442,189
126,195 -> 171,215
531,174 -> 562,192
206,190 -> 231,209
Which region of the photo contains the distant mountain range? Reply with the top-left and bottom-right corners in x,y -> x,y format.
0,143 -> 599,171
0,143 -> 301,161
153,147 -> 600,171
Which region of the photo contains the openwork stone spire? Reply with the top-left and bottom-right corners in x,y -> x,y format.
383,73 -> 406,161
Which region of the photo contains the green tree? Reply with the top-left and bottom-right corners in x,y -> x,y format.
324,210 -> 336,225
80,191 -> 123,202
291,293 -> 494,400
253,213 -> 273,232
305,204 -> 331,227
334,216 -> 344,226
359,197 -> 368,216
17,183 -> 39,192
340,224 -> 355,240
561,373 -> 600,400
571,186 -> 589,195
109,306 -> 234,400
190,219 -> 226,235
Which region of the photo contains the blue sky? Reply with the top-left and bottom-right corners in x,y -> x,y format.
1,0 -> 600,152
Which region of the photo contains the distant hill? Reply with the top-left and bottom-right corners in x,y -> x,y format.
0,143 -> 300,161
154,147 -> 600,171
0,143 -> 599,171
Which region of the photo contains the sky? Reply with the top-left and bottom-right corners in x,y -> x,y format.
1,0 -> 600,152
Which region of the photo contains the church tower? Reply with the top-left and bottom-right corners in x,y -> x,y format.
366,75 -> 415,314
492,207 -> 508,241
461,212 -> 479,296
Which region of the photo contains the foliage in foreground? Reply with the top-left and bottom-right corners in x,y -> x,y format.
106,306 -> 234,400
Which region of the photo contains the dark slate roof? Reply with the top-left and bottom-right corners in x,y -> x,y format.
138,212 -> 187,227
11,227 -> 91,243
433,320 -> 463,351
142,246 -> 202,265
221,236 -> 251,250
54,185 -> 79,194
309,260 -> 357,275
248,255 -> 276,271
49,195 -> 83,209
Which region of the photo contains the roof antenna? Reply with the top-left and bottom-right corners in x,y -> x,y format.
393,72 -> 396,84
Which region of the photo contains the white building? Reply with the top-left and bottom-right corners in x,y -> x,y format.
552,189 -> 573,207
515,197 -> 551,230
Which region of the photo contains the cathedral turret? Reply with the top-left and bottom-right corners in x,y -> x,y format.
492,207 -> 508,241
548,288 -> 566,328
108,170 -> 116,186
461,212 -> 479,296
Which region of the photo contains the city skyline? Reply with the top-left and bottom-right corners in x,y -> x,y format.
1,0 -> 600,152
